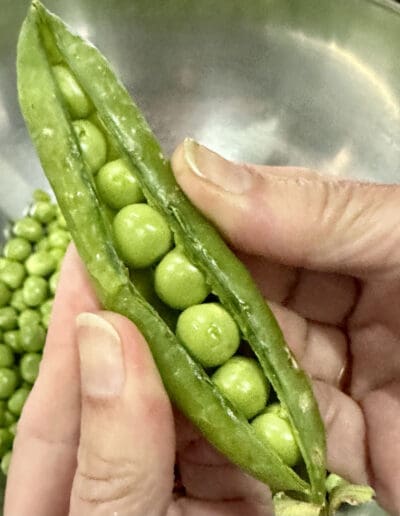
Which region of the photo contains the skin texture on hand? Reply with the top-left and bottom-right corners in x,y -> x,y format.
4,140 -> 400,515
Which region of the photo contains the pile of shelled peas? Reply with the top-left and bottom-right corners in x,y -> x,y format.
0,190 -> 69,475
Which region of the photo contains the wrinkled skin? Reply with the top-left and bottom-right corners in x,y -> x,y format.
5,141 -> 400,516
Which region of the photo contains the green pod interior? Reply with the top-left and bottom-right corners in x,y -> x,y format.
17,0 -> 328,504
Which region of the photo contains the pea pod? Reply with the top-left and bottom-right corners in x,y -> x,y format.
17,1 -> 326,503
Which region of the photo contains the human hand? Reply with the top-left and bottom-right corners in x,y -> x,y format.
4,243 -> 274,516
5,138 -> 400,516
171,139 -> 400,515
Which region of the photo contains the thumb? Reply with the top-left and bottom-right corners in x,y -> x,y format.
69,312 -> 175,516
172,139 -> 400,278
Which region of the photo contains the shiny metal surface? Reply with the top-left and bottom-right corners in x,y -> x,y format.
0,1 -> 398,514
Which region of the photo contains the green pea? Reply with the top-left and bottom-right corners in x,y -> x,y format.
35,236 -> 51,252
72,119 -> 107,174
48,229 -> 70,249
3,331 -> 22,354
176,303 -> 240,368
22,276 -> 48,307
0,329 -> 3,342
113,204 -> 172,269
95,158 -> 145,210
25,251 -> 56,277
40,299 -> 53,318
33,189 -> 51,203
56,211 -> 68,229
47,220 -> 61,233
212,357 -> 269,420
0,307 -> 18,331
0,282 -> 11,308
53,64 -> 93,119
40,300 -> 53,328
49,271 -> 60,295
4,410 -> 16,427
3,237 -> 32,262
7,387 -> 30,416
0,259 -> 26,289
0,346 -> 14,368
48,248 -> 65,267
20,323 -> 46,352
20,353 -> 41,384
10,289 -> 27,312
0,428 -> 13,457
30,201 -> 57,224
0,369 -> 18,399
155,248 -> 210,310
18,309 -> 41,328
13,217 -> 43,243
89,111 -> 120,161
1,451 -> 12,476
251,411 -> 301,467
8,422 -> 17,438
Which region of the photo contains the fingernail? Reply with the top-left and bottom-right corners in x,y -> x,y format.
76,313 -> 124,397
183,137 -> 255,194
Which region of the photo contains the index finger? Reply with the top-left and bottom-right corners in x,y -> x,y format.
5,244 -> 100,516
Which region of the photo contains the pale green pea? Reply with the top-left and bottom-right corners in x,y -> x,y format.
0,346 -> 14,368
0,308 -> 18,331
53,64 -> 93,119
0,282 -> 11,308
47,220 -> 61,233
56,209 -> 68,229
113,204 -> 172,269
8,422 -> 17,438
72,119 -> 107,174
20,323 -> 46,352
10,290 -> 26,312
30,201 -> 57,224
48,230 -> 70,249
89,111 -> 120,161
212,357 -> 269,420
154,248 -> 210,310
3,238 -> 32,262
176,303 -> 240,368
0,259 -> 26,290
7,387 -> 30,416
48,248 -> 65,267
0,368 -> 18,399
20,353 -> 41,384
251,412 -> 301,467
41,312 -> 51,329
1,451 -> 12,475
18,309 -> 41,328
35,236 -> 51,252
4,410 -> 16,427
22,276 -> 48,307
13,217 -> 43,242
95,159 -> 145,210
40,299 -> 53,318
49,271 -> 60,295
3,331 -> 22,354
25,251 -> 56,277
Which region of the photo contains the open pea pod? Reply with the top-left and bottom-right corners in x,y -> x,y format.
17,0 -> 327,505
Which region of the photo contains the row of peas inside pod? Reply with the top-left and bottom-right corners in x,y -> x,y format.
51,63 -> 303,472
0,190 -> 70,475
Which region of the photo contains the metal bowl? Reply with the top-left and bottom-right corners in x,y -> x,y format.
0,0 -> 399,514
